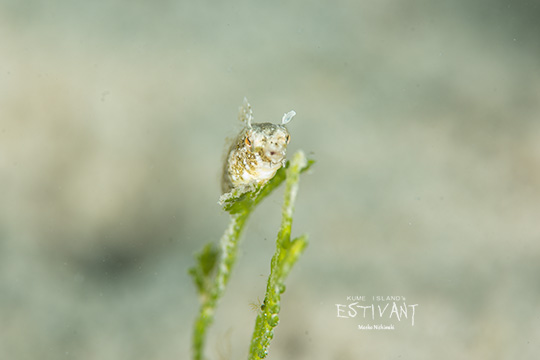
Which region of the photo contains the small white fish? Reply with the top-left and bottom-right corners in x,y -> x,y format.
221,98 -> 295,194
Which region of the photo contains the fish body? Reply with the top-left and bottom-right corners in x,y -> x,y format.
221,98 -> 295,194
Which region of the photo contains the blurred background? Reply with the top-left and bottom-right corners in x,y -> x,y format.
1,0 -> 539,359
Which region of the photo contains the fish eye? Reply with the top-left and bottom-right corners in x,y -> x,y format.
245,137 -> 252,146
286,134 -> 291,144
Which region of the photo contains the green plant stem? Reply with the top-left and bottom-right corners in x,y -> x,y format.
192,210 -> 249,360
248,151 -> 309,360
190,151 -> 313,360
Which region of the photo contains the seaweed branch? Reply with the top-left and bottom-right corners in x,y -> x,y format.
248,151 -> 309,359
190,151 -> 313,360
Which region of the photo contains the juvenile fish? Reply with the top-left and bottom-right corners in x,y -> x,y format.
221,98 -> 295,195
